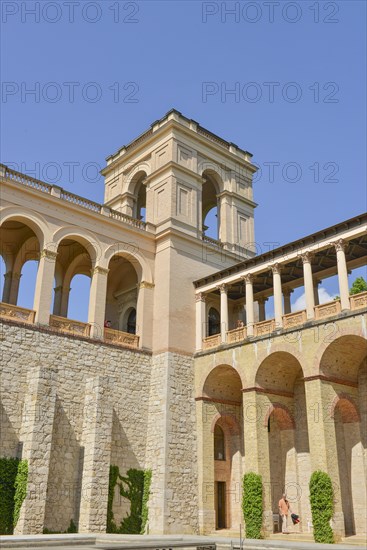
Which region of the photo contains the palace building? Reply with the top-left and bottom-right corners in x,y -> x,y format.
0,110 -> 366,539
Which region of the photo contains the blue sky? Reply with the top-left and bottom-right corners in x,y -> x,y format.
1,0 -> 366,319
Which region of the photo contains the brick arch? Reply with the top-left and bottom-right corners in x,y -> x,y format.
317,334 -> 367,382
104,245 -> 152,285
198,363 -> 245,399
313,329 -> 366,375
248,343 -> 306,388
52,226 -> 101,265
210,412 -> 240,435
254,351 -> 304,393
264,402 -> 295,430
330,393 -> 361,423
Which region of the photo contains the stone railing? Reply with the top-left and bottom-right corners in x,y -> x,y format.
109,208 -> 146,229
202,333 -> 221,350
283,310 -> 307,329
60,189 -> 101,212
49,315 -> 91,337
227,326 -> 247,343
314,300 -> 341,320
1,164 -> 52,193
0,302 -> 35,324
254,319 -> 276,337
104,327 -> 139,348
350,291 -> 367,310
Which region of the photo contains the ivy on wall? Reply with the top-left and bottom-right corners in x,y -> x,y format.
242,472 -> 263,539
309,470 -> 334,544
0,457 -> 28,534
107,465 -> 152,534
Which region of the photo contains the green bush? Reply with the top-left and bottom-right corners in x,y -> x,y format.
309,471 -> 334,544
0,457 -> 20,534
242,472 -> 263,539
43,519 -> 77,534
107,465 -> 152,534
13,460 -> 28,528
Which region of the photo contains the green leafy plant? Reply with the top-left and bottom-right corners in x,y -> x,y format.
107,465 -> 152,534
43,519 -> 77,534
0,457 -> 19,534
13,460 -> 28,528
242,472 -> 263,539
350,276 -> 367,295
309,470 -> 334,544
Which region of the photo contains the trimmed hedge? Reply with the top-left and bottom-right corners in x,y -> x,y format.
0,457 -> 19,534
13,460 -> 28,529
309,470 -> 334,544
242,472 -> 263,539
107,465 -> 152,534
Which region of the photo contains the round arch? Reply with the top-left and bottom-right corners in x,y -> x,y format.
318,335 -> 367,382
0,207 -> 50,249
125,163 -> 151,195
52,227 -> 101,265
104,244 -> 153,285
254,351 -> 304,393
202,364 -> 244,402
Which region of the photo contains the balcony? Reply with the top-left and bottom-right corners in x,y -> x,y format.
282,310 -> 307,329
314,300 -> 341,320
227,326 -> 247,344
202,334 -> 221,350
0,303 -> 35,324
350,291 -> 367,310
104,327 -> 139,349
49,315 -> 91,337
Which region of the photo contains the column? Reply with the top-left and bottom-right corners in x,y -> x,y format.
257,297 -> 267,322
60,286 -> 71,317
272,263 -> 283,329
301,252 -> 315,319
52,285 -> 63,315
8,272 -> 22,305
219,284 -> 228,343
136,281 -> 154,349
88,266 -> 109,339
78,376 -> 113,533
283,288 -> 293,315
14,366 -> 57,534
314,280 -> 320,306
2,271 -> 13,303
304,378 -> 345,537
33,249 -> 58,325
334,239 -> 350,311
195,292 -> 206,350
244,274 -> 254,336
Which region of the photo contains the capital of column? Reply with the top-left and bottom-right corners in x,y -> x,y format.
91,266 -> 109,277
217,283 -> 228,294
333,238 -> 347,253
271,263 -> 282,275
195,292 -> 206,303
300,251 -> 313,264
54,285 -> 63,292
4,271 -> 12,280
283,288 -> 294,297
40,249 -> 58,261
257,296 -> 268,305
242,273 -> 253,284
12,272 -> 22,281
138,281 -> 155,290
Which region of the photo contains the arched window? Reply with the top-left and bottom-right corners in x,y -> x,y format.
214,424 -> 225,460
202,171 -> 220,239
208,307 -> 220,336
127,308 -> 136,334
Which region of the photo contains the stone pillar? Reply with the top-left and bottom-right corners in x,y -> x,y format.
196,400 -> 216,534
33,250 -> 58,324
14,366 -> 57,534
137,281 -> 154,349
272,263 -> 283,329
304,378 -> 345,537
244,274 -> 254,336
2,271 -> 12,303
219,284 -> 228,343
60,286 -> 71,317
283,288 -> 293,315
8,271 -> 22,305
314,280 -> 320,306
334,239 -> 350,311
78,376 -> 113,533
195,292 -> 206,350
88,266 -> 109,339
52,285 -> 63,316
258,297 -> 267,322
302,252 -> 315,319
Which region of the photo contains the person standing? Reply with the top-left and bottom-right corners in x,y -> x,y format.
278,493 -> 290,534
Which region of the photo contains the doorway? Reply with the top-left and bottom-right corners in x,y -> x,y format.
216,481 -> 226,529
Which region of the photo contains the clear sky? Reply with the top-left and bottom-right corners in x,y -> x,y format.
1,0 -> 366,319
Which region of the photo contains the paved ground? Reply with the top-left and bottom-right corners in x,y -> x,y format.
0,533 -> 364,550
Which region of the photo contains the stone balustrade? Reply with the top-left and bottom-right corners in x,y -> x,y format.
0,302 -> 35,324
49,315 -> 91,337
202,334 -> 221,350
254,318 -> 276,337
103,327 -> 139,349
283,310 -> 307,329
350,291 -> 367,310
227,326 -> 247,343
314,300 -> 341,320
